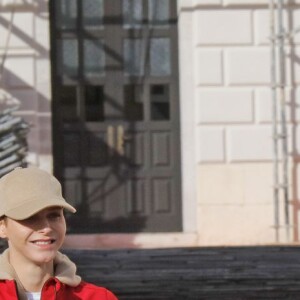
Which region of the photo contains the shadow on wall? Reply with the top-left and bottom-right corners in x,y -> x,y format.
0,0 -> 52,156
0,11 -> 48,56
1,67 -> 51,155
62,121 -> 148,236
0,0 -> 48,14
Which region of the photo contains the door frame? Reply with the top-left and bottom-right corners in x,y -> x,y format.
178,2 -> 197,233
49,0 -> 185,233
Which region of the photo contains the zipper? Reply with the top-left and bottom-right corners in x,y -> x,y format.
12,281 -> 19,299
40,278 -> 58,300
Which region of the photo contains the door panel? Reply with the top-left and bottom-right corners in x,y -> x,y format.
152,132 -> 171,166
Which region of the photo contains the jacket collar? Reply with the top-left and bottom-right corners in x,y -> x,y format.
0,249 -> 81,299
54,251 -> 81,286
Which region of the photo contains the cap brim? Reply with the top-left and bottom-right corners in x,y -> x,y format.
4,197 -> 76,220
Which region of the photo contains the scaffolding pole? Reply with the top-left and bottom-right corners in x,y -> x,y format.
269,0 -> 280,242
269,0 -> 290,242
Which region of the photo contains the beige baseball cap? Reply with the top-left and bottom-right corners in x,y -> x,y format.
0,167 -> 76,220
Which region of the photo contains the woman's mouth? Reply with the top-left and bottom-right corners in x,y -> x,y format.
31,239 -> 55,245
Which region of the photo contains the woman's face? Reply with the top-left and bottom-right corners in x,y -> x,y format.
0,207 -> 66,267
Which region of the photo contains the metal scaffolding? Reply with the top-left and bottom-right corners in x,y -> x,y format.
0,0 -> 29,176
269,0 -> 291,242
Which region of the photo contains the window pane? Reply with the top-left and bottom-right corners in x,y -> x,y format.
58,39 -> 79,77
85,86 -> 104,122
124,39 -> 144,76
149,0 -> 169,27
123,0 -> 143,28
83,0 -> 104,27
124,85 -> 144,121
150,38 -> 170,76
60,86 -> 77,122
56,0 -> 77,29
84,39 -> 105,77
150,85 -> 170,120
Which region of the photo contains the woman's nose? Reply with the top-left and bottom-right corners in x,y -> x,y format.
38,218 -> 52,233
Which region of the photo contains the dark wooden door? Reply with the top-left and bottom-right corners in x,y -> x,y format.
50,0 -> 181,233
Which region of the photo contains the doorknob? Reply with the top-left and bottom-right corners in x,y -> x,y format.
117,125 -> 125,155
107,125 -> 114,156
117,125 -> 133,155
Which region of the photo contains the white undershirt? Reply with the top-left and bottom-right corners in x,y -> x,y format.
25,292 -> 41,300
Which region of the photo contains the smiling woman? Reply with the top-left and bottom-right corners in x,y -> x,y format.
2,207 -> 66,270
0,167 -> 118,300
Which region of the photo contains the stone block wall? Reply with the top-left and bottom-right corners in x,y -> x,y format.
179,0 -> 300,245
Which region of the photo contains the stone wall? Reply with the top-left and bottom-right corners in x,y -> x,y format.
179,0 -> 300,245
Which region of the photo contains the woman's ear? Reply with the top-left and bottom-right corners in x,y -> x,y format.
0,219 -> 7,239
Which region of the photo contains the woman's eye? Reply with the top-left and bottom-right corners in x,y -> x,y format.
49,213 -> 61,220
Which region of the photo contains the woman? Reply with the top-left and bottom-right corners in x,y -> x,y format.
0,167 -> 118,300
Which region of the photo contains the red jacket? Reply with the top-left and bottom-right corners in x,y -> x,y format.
0,279 -> 118,300
0,249 -> 118,300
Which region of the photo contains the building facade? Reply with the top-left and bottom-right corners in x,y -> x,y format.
1,0 -> 300,248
